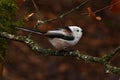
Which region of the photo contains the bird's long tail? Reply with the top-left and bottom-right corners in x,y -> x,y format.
15,26 -> 45,35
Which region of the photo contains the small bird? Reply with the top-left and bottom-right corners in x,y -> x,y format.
15,26 -> 83,50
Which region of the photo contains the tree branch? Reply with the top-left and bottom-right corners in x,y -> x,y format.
33,0 -> 120,29
34,0 -> 89,28
102,46 -> 120,62
0,31 -> 120,74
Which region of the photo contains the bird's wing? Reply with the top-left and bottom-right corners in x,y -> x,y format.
45,30 -> 74,40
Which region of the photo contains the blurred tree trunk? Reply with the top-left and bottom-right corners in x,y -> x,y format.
0,63 -> 3,79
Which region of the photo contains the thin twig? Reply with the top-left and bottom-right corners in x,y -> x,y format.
31,0 -> 42,19
35,0 -> 120,27
102,46 -> 120,62
94,0 -> 120,14
35,0 -> 89,27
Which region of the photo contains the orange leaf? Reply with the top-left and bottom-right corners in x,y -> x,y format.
95,16 -> 102,21
110,0 -> 120,14
25,13 -> 34,21
87,7 -> 96,17
87,7 -> 102,21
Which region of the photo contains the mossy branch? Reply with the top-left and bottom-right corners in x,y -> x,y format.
0,31 -> 120,74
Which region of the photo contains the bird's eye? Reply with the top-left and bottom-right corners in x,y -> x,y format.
77,30 -> 79,32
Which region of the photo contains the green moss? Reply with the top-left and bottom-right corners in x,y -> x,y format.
0,0 -> 23,61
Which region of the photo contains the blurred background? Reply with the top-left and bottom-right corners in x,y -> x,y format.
2,0 -> 120,80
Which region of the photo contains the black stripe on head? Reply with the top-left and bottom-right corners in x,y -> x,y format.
62,27 -> 72,32
58,26 -> 72,32
45,33 -> 74,40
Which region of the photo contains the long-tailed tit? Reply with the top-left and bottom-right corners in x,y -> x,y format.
15,26 -> 83,50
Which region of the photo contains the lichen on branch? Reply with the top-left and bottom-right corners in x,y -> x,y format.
0,31 -> 120,74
